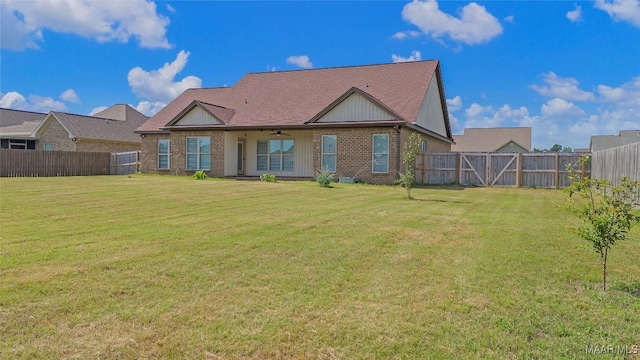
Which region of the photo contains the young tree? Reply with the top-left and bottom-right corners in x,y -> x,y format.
397,132 -> 422,199
565,157 -> 640,291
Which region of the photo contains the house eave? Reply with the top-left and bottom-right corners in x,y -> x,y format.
407,122 -> 455,144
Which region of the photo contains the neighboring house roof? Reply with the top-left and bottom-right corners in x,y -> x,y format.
0,108 -> 47,138
93,104 -> 149,123
590,130 -> 640,152
452,127 -> 532,152
137,60 -> 453,141
32,104 -> 149,143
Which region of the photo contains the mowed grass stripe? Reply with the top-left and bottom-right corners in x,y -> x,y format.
0,175 -> 638,359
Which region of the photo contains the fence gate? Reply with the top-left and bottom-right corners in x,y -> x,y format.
459,153 -> 487,186
110,151 -> 140,175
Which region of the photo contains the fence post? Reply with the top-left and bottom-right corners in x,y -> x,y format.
554,153 -> 560,189
455,153 -> 461,185
516,153 -> 523,188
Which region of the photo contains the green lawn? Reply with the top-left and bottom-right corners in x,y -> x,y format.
1,175 -> 638,359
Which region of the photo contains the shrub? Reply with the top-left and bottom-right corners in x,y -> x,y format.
316,169 -> 335,188
260,173 -> 277,183
192,170 -> 208,180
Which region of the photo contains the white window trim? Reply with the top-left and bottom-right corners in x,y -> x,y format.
321,135 -> 337,172
158,139 -> 170,170
186,137 -> 211,171
372,134 -> 389,173
421,140 -> 427,153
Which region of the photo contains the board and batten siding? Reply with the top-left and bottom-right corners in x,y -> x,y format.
224,132 -> 238,176
175,107 -> 222,126
414,75 -> 447,138
224,130 -> 314,177
315,93 -> 395,122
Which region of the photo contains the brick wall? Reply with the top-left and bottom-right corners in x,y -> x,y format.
312,126 -> 399,185
313,126 -> 452,185
140,131 -> 225,176
36,118 -> 75,151
76,140 -> 141,153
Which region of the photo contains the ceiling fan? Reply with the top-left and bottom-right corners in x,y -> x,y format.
270,130 -> 291,137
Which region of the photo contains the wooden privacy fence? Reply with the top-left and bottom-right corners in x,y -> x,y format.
111,151 -> 141,175
415,152 -> 590,188
591,142 -> 640,184
1,149 -> 111,177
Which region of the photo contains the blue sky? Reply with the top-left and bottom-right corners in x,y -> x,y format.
1,0 -> 639,149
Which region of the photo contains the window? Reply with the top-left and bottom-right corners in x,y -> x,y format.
372,134 -> 389,173
421,140 -> 427,153
158,139 -> 170,170
257,139 -> 295,172
186,137 -> 211,170
321,135 -> 337,172
43,143 -> 53,151
9,139 -> 27,149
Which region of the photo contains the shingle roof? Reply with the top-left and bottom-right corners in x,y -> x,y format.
93,104 -> 149,123
590,130 -> 640,151
137,61 -> 444,133
452,127 -> 532,152
0,108 -> 47,137
47,111 -> 147,143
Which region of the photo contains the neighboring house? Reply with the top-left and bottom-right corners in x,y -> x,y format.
589,130 -> 640,152
0,108 -> 47,149
136,60 -> 454,184
0,104 -> 148,153
452,127 -> 532,153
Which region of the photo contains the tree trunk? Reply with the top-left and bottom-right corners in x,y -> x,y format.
602,248 -> 608,291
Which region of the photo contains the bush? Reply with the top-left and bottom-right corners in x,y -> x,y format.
316,169 -> 335,188
192,170 -> 208,180
260,173 -> 277,183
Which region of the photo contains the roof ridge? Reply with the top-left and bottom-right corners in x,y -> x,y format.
244,59 -> 440,76
1,107 -> 48,115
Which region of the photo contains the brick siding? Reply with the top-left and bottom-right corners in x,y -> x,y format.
36,118 -> 76,151
140,131 -> 224,176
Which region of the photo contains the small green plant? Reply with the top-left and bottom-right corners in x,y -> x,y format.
260,173 -> 277,183
397,132 -> 422,199
564,156 -> 640,291
192,170 -> 208,180
316,168 -> 335,188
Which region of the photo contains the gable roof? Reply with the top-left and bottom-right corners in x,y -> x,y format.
0,108 -> 47,138
168,100 -> 235,126
35,111 -> 147,143
590,130 -> 640,152
452,127 -> 532,152
137,60 -> 452,140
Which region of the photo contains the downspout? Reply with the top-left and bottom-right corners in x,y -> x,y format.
395,125 -> 401,180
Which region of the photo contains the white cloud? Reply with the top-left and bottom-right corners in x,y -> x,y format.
89,106 -> 108,116
166,4 -> 175,13
503,15 -> 514,23
447,96 -> 462,112
1,0 -> 170,51
401,0 -> 503,45
391,30 -> 422,40
530,72 -> 595,102
134,100 -> 167,116
540,98 -> 586,118
0,92 -> 29,109
595,0 -> 640,27
457,75 -> 640,149
391,50 -> 422,62
567,4 -> 583,22
286,55 -> 313,69
0,91 -> 67,112
128,50 -> 202,104
59,88 -> 80,103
